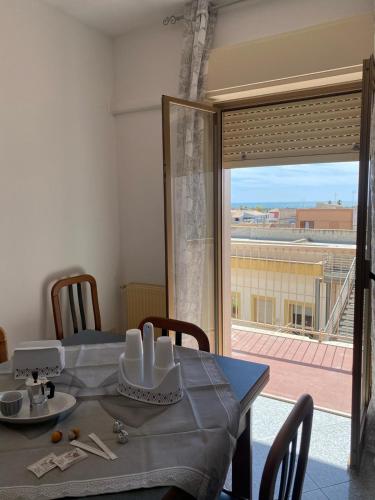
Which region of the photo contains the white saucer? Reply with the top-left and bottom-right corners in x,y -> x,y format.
0,391 -> 76,424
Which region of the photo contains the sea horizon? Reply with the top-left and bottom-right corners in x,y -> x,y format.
231,201 -> 355,209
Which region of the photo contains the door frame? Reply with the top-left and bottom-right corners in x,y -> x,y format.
214,81 -> 362,354
215,81 -> 362,111
215,75 -> 375,468
161,81 -> 364,359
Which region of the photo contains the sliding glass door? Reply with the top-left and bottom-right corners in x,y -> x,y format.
161,96 -> 221,352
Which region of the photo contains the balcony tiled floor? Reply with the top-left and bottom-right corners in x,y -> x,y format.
231,327 -> 353,414
226,397 -> 375,499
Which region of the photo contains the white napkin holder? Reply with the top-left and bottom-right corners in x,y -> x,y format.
117,351 -> 183,405
13,340 -> 65,379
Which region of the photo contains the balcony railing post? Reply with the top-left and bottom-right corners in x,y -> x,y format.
314,278 -> 322,331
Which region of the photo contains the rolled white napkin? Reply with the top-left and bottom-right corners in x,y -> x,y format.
124,329 -> 143,385
154,336 -> 174,385
142,323 -> 155,388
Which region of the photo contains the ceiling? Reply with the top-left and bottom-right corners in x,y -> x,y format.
44,0 -> 188,37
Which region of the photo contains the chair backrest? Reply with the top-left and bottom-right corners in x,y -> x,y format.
0,327 -> 8,363
259,394 -> 314,500
138,316 -> 210,352
51,274 -> 101,340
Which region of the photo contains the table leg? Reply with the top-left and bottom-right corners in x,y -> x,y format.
232,408 -> 252,499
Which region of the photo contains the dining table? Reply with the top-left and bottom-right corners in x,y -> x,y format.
0,331 -> 269,500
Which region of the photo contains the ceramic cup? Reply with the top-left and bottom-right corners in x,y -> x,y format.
0,391 -> 23,416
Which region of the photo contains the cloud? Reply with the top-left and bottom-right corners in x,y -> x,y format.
231,162 -> 359,203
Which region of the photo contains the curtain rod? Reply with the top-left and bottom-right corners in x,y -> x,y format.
163,0 -> 247,25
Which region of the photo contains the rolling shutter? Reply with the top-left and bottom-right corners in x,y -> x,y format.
222,92 -> 361,168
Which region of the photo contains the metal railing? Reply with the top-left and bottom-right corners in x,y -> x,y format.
232,318 -> 324,340
323,257 -> 356,341
230,239 -> 356,344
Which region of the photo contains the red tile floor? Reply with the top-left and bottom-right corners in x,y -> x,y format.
231,328 -> 353,414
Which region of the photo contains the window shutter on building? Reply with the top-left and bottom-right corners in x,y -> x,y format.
222,92 -> 361,168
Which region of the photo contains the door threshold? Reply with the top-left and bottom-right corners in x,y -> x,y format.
261,391 -> 351,418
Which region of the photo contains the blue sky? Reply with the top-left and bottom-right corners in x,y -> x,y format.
231,162 -> 359,205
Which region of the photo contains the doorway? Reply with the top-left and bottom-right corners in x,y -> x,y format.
162,60 -> 374,470
225,162 -> 359,415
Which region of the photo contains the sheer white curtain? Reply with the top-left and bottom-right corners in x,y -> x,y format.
171,0 -> 217,339
178,0 -> 217,101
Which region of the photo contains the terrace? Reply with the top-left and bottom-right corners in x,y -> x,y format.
229,226 -> 356,414
230,326 -> 352,414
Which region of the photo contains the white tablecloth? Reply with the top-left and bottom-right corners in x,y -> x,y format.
0,343 -> 240,500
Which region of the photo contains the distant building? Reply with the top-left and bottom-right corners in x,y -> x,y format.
231,210 -> 245,223
296,208 -> 354,230
267,208 -> 279,220
231,229 -> 356,342
278,208 -> 296,225
231,209 -> 268,224
266,208 -> 296,227
244,210 -> 267,224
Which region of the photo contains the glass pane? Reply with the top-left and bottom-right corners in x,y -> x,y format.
290,304 -> 303,327
255,297 -> 273,324
168,103 -> 215,350
231,292 -> 240,318
305,306 -> 313,328
257,299 -> 265,323
264,299 -> 272,324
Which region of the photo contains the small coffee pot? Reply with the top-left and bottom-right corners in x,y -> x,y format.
26,370 -> 55,406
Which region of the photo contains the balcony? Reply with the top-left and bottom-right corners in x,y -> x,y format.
229,229 -> 355,415
230,325 -> 352,414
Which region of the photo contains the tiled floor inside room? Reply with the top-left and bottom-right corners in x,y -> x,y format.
225,396 -> 375,499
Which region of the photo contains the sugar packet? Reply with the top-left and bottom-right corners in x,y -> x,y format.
53,448 -> 88,471
27,453 -> 58,478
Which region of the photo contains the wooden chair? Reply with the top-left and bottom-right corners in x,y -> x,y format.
0,327 -> 8,363
138,316 -> 210,352
258,393 -> 314,499
220,394 -> 313,500
51,274 -> 101,340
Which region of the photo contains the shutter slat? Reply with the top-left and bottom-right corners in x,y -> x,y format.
224,114 -> 361,133
223,92 -> 361,167
223,125 -> 360,146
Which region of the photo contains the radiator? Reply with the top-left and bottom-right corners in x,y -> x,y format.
123,283 -> 166,330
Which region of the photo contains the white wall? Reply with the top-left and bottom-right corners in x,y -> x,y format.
213,0 -> 372,48
114,22 -> 183,287
0,0 -> 121,352
116,109 -> 166,285
113,0 -> 373,291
